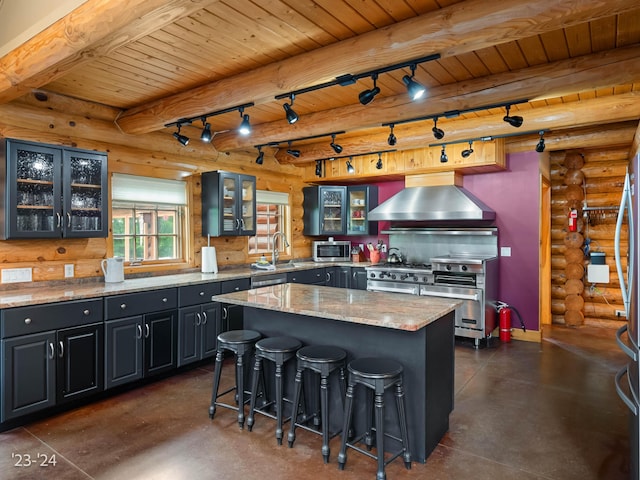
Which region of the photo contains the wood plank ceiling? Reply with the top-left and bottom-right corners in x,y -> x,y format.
1,0 -> 640,165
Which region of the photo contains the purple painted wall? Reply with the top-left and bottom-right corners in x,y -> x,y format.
463,151 -> 540,331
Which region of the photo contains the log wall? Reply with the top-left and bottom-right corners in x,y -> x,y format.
550,146 -> 628,326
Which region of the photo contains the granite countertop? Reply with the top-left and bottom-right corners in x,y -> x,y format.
213,283 -> 461,332
0,261 -> 368,309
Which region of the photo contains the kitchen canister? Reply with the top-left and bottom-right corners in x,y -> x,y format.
202,246 -> 218,273
101,257 -> 124,283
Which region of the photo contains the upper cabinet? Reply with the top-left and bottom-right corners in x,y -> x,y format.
303,185 -> 378,236
0,139 -> 108,239
202,171 -> 256,237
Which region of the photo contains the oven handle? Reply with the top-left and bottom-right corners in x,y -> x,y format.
421,290 -> 479,301
368,286 -> 419,295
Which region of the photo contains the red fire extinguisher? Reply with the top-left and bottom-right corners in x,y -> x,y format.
568,208 -> 578,232
498,303 -> 512,342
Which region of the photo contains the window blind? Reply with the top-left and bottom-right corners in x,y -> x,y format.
112,173 -> 187,205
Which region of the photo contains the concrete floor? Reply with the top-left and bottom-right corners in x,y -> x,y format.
0,325 -> 631,479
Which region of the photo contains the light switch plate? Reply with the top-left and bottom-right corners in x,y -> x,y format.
65,264 -> 75,278
500,247 -> 512,257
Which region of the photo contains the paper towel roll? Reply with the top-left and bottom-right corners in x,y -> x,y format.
202,247 -> 218,273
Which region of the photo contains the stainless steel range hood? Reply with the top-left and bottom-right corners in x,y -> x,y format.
368,185 -> 496,223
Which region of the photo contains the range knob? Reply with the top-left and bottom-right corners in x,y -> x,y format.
400,274 -> 408,280
412,275 -> 418,282
370,272 -> 376,278
446,265 -> 452,271
391,274 -> 397,280
461,265 -> 468,271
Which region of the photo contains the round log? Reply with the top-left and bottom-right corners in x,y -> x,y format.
564,232 -> 584,248
566,263 -> 584,279
565,294 -> 585,311
565,185 -> 584,203
564,247 -> 585,264
564,152 -> 585,169
565,309 -> 584,326
564,169 -> 585,185
565,278 -> 584,295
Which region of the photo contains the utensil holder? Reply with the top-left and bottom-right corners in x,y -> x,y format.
369,250 -> 380,264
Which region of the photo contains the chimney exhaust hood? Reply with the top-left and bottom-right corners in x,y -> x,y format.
368,185 -> 496,223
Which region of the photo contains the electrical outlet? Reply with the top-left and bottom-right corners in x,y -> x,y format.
381,244 -> 387,253
616,310 -> 626,318
1,268 -> 32,283
64,264 -> 75,278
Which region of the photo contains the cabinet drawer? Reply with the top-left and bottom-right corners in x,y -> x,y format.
178,282 -> 221,307
220,278 -> 250,294
288,268 -> 325,284
1,298 -> 103,338
105,288 -> 177,319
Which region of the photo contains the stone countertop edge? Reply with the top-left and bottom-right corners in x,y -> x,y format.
213,283 -> 462,332
0,261 -> 369,309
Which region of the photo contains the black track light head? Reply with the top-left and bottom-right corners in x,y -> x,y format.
461,141 -> 474,158
315,160 -> 322,177
440,145 -> 448,163
200,120 -> 212,143
283,94 -> 299,124
346,158 -> 355,174
536,131 -> 546,152
238,107 -> 251,135
432,118 -> 444,140
173,125 -> 189,146
503,105 -> 523,128
402,64 -> 426,101
387,124 -> 397,146
376,152 -> 383,170
255,146 -> 264,165
359,73 -> 380,105
330,133 -> 343,154
286,141 -> 300,158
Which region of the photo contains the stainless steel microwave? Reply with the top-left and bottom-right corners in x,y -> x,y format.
313,240 -> 351,262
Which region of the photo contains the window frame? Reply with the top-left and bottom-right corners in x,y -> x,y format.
248,190 -> 291,260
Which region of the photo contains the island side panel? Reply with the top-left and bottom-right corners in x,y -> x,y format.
243,306 -> 454,463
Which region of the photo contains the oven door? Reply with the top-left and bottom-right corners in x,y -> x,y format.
367,280 -> 420,295
419,284 -> 484,336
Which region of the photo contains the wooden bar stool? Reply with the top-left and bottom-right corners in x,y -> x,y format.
246,336 -> 302,445
287,345 -> 347,463
337,357 -> 411,480
209,329 -> 262,429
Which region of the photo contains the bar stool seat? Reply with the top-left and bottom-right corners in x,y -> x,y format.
337,357 -> 411,480
287,345 -> 347,463
209,329 -> 262,429
247,336 -> 302,445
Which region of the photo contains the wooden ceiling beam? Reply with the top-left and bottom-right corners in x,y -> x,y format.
0,0 -> 220,104
213,45 -> 640,152
115,0 -> 640,135
274,92 -> 640,164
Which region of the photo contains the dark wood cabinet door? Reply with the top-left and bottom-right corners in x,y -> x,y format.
144,310 -> 177,377
56,323 -> 104,403
200,303 -> 220,359
105,316 -> 143,389
1,331 -> 56,421
352,267 -> 368,290
177,306 -> 200,367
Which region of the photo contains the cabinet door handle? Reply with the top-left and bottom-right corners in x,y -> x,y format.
83,309 -> 90,316
196,312 -> 202,326
235,218 -> 241,230
66,212 -> 71,228
24,317 -> 32,325
222,307 -> 228,320
59,341 -> 64,358
56,212 -> 62,228
199,291 -> 205,296
240,218 -> 245,229
202,311 -> 208,325
326,272 -> 330,281
162,297 -> 168,303
145,323 -> 150,338
136,324 -> 142,339
120,303 -> 127,310
48,342 -> 55,360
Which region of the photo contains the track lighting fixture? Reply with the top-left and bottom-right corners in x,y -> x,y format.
286,141 -> 300,158
173,125 -> 189,146
200,118 -> 212,143
503,105 -> 523,128
376,152 -> 383,170
255,146 -> 264,165
238,107 -> 251,135
359,73 -> 380,105
387,124 -> 397,146
432,118 -> 444,140
461,141 -> 474,158
346,158 -> 355,174
536,131 -> 546,152
330,134 -> 343,154
315,160 -> 322,177
283,94 -> 299,124
440,145 -> 448,163
402,64 -> 426,101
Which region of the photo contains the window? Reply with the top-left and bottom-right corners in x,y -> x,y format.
249,191 -> 290,255
111,174 -> 188,263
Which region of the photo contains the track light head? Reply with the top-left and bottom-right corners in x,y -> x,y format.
402,64 -> 426,101
376,152 -> 383,170
238,107 -> 251,135
200,120 -> 212,143
283,94 -> 299,124
315,160 -> 322,177
461,141 -> 474,158
359,74 -> 380,105
255,146 -> 264,165
440,145 -> 448,163
286,141 -> 300,158
346,158 -> 355,174
330,133 -> 343,154
432,118 -> 444,140
536,131 -> 546,152
173,125 -> 189,146
503,105 -> 523,128
387,124 -> 397,146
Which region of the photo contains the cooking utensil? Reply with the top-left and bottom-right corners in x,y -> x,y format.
387,248 -> 403,264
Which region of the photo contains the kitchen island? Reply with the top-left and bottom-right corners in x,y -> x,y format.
213,283 -> 460,463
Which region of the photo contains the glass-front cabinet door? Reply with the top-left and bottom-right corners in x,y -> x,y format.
320,186 -> 346,235
221,174 -> 238,235
347,185 -> 378,235
238,175 -> 256,236
202,171 -> 256,237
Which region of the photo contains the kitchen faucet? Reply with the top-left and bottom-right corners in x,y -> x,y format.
271,231 -> 290,265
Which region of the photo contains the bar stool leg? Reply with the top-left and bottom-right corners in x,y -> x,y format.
275,362 -> 284,445
209,349 -> 224,419
236,352 -> 246,429
374,392 -> 386,480
364,388 -> 374,450
247,355 -> 263,432
395,383 -> 412,469
320,373 -> 330,462
287,367 -> 304,447
337,382 -> 355,470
